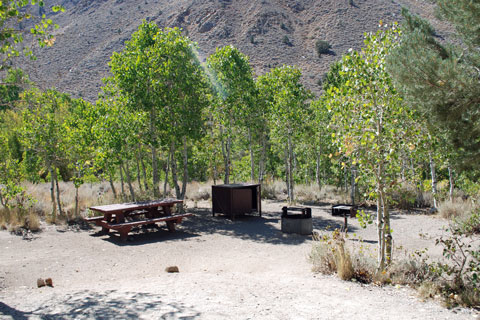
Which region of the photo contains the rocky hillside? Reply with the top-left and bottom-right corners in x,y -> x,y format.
18,0 -> 447,102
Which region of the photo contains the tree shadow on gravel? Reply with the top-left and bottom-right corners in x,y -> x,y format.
96,225 -> 201,246
176,206 -> 357,246
0,291 -> 201,319
85,201 -> 357,246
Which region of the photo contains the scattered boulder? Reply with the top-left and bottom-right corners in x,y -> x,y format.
37,278 -> 45,288
37,277 -> 53,288
165,266 -> 179,273
45,278 -> 53,287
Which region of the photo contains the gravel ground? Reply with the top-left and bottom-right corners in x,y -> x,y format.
0,200 -> 478,319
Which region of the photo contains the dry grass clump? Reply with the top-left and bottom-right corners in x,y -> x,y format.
0,207 -> 41,233
391,184 -> 417,210
386,255 -> 434,286
185,181 -> 211,201
24,181 -> 116,220
311,229 -> 480,308
310,230 -> 375,282
261,180 -> 286,200
296,184 -> 322,203
25,212 -> 41,231
437,198 -> 473,220
318,185 -> 349,204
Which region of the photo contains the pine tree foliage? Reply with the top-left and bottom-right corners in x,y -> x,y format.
388,4 -> 480,169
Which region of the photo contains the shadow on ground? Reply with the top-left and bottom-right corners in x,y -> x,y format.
86,200 -> 357,246
0,291 -> 201,319
93,225 -> 201,246
177,206 -> 358,246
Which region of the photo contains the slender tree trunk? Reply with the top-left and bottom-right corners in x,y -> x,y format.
54,169 -> 62,217
220,126 -> 229,184
135,152 -> 142,192
410,157 -> 423,207
180,137 -> 188,200
429,152 -> 438,208
383,195 -> 392,264
121,161 -> 136,201
119,163 -> 125,197
151,146 -> 160,198
74,185 -> 79,219
376,112 -> 386,272
448,165 -> 454,202
213,160 -> 218,185
351,165 -> 356,206
285,146 -> 290,202
316,149 -> 321,190
140,153 -> 148,191
258,132 -> 267,183
287,134 -> 294,202
150,107 -> 160,197
288,139 -> 295,201
170,142 -> 181,199
49,166 -> 57,220
248,128 -> 255,182
226,134 -> 232,183
163,151 -> 170,198
0,190 -> 6,209
109,172 -> 117,199
376,188 -> 385,273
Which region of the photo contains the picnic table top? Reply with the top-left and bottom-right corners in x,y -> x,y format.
212,183 -> 260,188
89,199 -> 183,214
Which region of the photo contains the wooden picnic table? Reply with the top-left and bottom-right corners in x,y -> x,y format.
85,199 -> 191,241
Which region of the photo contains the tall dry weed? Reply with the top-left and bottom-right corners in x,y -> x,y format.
185,181 -> 211,201
261,180 -> 286,200
310,230 -> 371,281
437,199 -> 473,220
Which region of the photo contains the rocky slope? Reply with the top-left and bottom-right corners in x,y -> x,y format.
18,0 -> 447,102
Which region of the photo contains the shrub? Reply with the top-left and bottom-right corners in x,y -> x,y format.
261,180 -> 285,200
391,184 -> 417,210
310,230 -> 375,282
311,218 -> 480,307
282,35 -> 293,46
437,199 -> 473,220
26,212 -> 41,232
316,40 -> 332,56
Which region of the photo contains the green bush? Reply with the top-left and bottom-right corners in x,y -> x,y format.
316,40 -> 332,56
283,35 -> 293,46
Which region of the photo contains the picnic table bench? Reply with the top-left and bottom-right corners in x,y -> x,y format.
85,199 -> 191,241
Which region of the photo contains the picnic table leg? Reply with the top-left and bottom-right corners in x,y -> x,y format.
101,226 -> 110,234
163,205 -> 172,216
117,226 -> 132,242
166,220 -> 176,232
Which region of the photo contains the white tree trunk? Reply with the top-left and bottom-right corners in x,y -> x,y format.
119,163 -> 125,196
448,165 -> 454,202
170,142 -> 181,200
109,172 -> 117,199
54,169 -> 62,217
249,128 -> 255,182
121,161 -> 136,201
287,134 -> 294,202
258,132 -> 267,183
429,152 -> 438,208
135,152 -> 142,192
150,109 -> 160,197
49,166 -> 57,219
180,137 -> 188,200
163,151 -> 170,198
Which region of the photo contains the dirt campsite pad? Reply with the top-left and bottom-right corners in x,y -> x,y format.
0,200 -> 478,319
